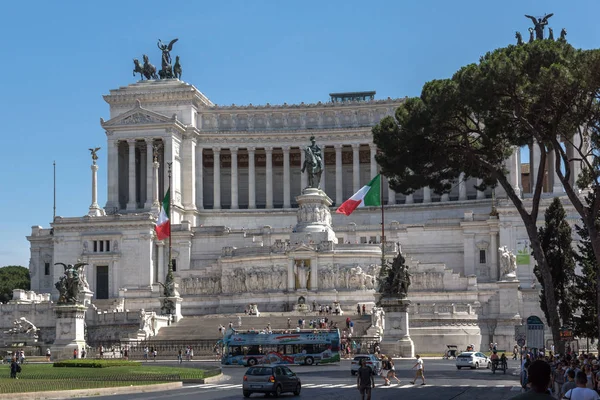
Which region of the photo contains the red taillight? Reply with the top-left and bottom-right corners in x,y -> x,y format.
269,376 -> 275,383
243,376 -> 248,381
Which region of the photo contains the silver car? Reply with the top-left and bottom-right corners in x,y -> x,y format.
351,354 -> 381,375
243,365 -> 301,397
456,351 -> 491,369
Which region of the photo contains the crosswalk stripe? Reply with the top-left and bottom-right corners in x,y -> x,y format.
190,383 -> 519,391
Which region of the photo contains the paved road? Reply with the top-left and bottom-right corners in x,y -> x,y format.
93,358 -> 525,400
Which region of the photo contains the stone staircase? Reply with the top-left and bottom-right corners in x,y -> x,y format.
153,312 -> 373,341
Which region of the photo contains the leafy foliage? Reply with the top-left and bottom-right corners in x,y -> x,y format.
573,194 -> 600,342
0,266 -> 30,303
53,359 -> 141,368
534,198 -> 576,327
372,38 -> 600,349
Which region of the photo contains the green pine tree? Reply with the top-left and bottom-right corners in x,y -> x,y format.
533,198 -> 576,348
573,193 -> 599,344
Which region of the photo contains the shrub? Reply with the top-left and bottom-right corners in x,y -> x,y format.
53,359 -> 142,368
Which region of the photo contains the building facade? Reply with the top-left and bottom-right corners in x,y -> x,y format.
26,79 -> 581,351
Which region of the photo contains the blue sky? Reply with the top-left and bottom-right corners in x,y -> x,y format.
0,0 -> 598,267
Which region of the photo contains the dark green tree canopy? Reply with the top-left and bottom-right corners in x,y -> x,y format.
0,266 -> 30,303
374,39 -> 600,200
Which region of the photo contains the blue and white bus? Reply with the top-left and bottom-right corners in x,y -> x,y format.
220,329 -> 340,366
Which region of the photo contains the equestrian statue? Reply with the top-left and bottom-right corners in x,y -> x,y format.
301,136 -> 323,189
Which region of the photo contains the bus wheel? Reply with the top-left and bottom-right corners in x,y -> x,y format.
248,358 -> 257,366
304,357 -> 314,366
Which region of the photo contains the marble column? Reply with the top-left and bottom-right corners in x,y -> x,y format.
490,230 -> 499,281
163,138 -> 172,197
441,193 -> 450,202
335,144 -> 343,205
352,143 -> 360,193
230,147 -> 239,209
422,186 -> 432,203
459,172 -> 467,201
405,194 -> 414,204
265,146 -> 273,209
248,147 -> 256,209
548,150 -> 562,193
157,241 -> 165,284
283,146 -> 291,208
196,147 -> 204,209
213,147 -> 221,210
144,139 -> 154,209
300,147 -> 307,191
508,147 -> 522,198
320,146 -> 326,191
182,137 -> 196,215
88,163 -> 102,216
530,141 -> 541,194
287,259 -> 295,291
476,178 -> 486,200
388,185 -> 396,205
152,159 -> 160,212
310,258 -> 318,291
106,139 -> 119,211
126,139 -> 137,211
370,144 -> 378,177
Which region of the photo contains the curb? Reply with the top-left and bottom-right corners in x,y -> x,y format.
0,382 -> 182,400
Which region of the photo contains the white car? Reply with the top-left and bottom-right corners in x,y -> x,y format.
350,355 -> 381,375
456,352 -> 491,369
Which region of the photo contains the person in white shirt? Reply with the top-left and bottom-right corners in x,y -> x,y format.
564,371 -> 600,400
410,355 -> 426,385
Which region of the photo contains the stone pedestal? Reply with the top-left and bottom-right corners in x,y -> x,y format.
497,279 -> 520,319
290,188 -> 337,245
51,304 -> 88,360
379,297 -> 415,358
160,296 -> 183,322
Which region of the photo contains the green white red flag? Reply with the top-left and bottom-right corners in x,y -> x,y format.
155,189 -> 170,240
336,174 -> 381,216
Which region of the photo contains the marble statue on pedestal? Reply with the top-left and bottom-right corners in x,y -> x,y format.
499,246 -> 517,279
54,262 -> 88,305
295,260 -> 309,290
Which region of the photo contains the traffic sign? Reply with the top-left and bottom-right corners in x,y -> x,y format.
517,338 -> 526,347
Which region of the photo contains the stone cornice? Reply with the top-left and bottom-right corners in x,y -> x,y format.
210,97 -> 405,110
101,100 -> 187,134
50,213 -> 156,232
193,128 -> 373,146
103,80 -> 213,108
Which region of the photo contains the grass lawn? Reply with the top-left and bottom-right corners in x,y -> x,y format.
0,362 -> 219,394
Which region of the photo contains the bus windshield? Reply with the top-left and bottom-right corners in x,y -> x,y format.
220,328 -> 340,366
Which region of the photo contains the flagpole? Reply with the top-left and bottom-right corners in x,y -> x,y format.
53,161 -> 56,221
380,173 -> 385,270
167,162 -> 173,274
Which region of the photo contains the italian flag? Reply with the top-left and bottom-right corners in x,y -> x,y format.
336,174 -> 381,216
155,189 -> 170,240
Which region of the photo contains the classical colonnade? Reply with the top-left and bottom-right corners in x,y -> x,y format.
105,136 -> 575,212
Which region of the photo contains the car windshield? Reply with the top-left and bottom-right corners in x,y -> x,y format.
247,367 -> 273,375
354,356 -> 368,361
458,353 -> 474,357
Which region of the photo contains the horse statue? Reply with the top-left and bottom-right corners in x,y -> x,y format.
142,54 -> 158,80
559,28 -> 567,42
301,136 -> 323,189
548,27 -> 554,41
133,59 -> 145,80
173,56 -> 182,79
515,31 -> 523,46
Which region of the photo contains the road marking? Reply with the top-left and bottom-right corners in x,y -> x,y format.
511,386 -> 523,391
187,383 -> 520,391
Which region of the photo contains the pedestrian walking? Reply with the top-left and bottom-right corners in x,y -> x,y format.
177,348 -> 183,364
10,357 -> 21,379
46,348 -> 51,362
73,348 -> 78,359
152,348 -> 157,361
410,355 -> 426,385
143,346 -> 149,361
357,359 -> 375,400
387,359 -> 401,384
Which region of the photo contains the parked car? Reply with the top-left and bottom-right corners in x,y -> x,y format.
456,352 -> 491,369
243,365 -> 301,397
350,354 -> 381,375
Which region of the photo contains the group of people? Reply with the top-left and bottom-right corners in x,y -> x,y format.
356,355 -> 426,400
515,350 -> 600,399
176,346 -> 194,363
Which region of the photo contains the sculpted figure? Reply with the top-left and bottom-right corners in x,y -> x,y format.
173,55 -> 182,79
499,246 -> 517,277
54,262 -> 87,304
157,38 -> 178,79
525,13 -> 553,40
528,28 -> 535,43
515,31 -> 523,45
301,136 -> 323,189
142,54 -> 158,80
133,59 -> 144,80
89,147 -> 101,164
294,260 -> 309,290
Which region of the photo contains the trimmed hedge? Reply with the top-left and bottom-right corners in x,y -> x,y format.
53,359 -> 142,368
